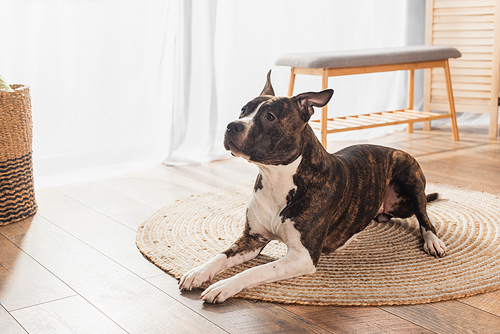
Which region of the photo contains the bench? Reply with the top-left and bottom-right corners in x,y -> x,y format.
275,45 -> 461,146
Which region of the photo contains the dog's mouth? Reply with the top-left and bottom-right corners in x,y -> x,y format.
224,138 -> 247,158
224,137 -> 238,153
223,139 -> 234,151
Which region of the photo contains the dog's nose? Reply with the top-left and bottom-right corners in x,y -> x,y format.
227,121 -> 244,133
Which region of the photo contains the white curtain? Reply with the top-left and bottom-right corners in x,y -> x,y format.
1,0 -> 436,188
165,0 -> 226,165
1,1 -> 175,187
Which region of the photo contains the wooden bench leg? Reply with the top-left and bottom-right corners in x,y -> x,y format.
321,69 -> 328,147
443,60 -> 459,141
489,109 -> 499,138
422,121 -> 431,131
288,68 -> 296,97
407,69 -> 414,134
423,68 -> 432,131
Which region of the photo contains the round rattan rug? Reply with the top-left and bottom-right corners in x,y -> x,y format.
136,183 -> 500,306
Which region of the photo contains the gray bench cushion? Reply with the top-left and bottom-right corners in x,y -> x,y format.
275,45 -> 461,69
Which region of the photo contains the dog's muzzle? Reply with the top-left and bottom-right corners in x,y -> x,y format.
224,121 -> 245,153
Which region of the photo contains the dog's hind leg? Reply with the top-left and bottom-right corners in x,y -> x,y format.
406,179 -> 446,257
406,186 -> 446,257
387,180 -> 446,257
415,208 -> 447,257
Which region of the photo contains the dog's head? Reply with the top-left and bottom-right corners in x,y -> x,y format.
224,70 -> 333,165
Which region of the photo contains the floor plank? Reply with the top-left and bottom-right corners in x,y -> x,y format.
282,304 -> 433,334
0,227 -> 75,311
381,300 -> 500,334
109,206 -> 158,231
147,274 -> 333,334
460,290 -> 500,318
95,166 -> 218,210
166,158 -> 258,188
10,295 -> 127,334
1,216 -> 227,334
54,182 -> 153,218
418,143 -> 500,195
34,187 -> 164,279
0,305 -> 27,334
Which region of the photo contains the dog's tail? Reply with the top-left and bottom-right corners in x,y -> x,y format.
426,193 -> 439,203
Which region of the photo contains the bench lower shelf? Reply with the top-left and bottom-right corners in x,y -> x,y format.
281,55 -> 460,145
309,109 -> 452,134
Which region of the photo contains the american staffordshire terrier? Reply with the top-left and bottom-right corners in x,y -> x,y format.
179,71 -> 446,303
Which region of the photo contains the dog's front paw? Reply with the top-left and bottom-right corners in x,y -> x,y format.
423,232 -> 447,257
200,278 -> 242,304
179,254 -> 227,291
178,266 -> 211,291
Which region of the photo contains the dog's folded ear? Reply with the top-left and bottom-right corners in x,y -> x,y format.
260,70 -> 275,96
293,89 -> 334,122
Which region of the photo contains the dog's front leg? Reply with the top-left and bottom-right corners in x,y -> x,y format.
201,221 -> 316,303
178,228 -> 268,291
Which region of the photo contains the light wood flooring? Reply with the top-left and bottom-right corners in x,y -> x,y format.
1,125 -> 500,333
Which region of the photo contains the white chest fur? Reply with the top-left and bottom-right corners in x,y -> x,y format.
247,156 -> 302,241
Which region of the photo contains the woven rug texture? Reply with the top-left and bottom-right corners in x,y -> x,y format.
136,183 -> 500,306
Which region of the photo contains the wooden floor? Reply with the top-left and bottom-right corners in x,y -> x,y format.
1,125 -> 500,333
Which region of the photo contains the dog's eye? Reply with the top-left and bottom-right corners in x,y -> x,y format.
266,113 -> 276,122
240,107 -> 246,116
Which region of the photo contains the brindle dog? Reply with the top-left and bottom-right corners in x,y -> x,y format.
179,71 -> 446,303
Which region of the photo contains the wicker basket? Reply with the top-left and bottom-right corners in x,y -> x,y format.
0,84 -> 37,225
